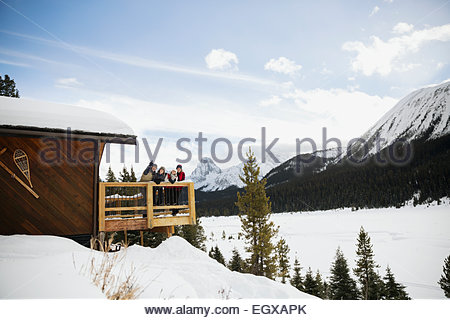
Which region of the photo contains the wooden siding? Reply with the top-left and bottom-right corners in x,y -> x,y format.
0,136 -> 104,235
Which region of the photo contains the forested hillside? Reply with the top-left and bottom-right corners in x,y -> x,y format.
196,135 -> 450,216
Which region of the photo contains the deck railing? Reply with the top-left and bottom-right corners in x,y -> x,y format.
98,181 -> 196,233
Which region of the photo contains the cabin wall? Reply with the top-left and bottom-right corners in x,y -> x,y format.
0,135 -> 104,236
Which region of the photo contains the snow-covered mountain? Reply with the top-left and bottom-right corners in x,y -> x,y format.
264,148 -> 342,187
349,81 -> 450,156
190,155 -> 289,191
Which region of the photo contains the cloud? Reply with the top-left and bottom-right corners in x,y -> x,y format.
342,24 -> 450,76
264,57 -> 302,75
369,6 -> 380,17
392,22 -> 414,34
436,62 -> 446,69
259,95 -> 282,107
282,87 -> 397,139
55,77 -> 83,87
0,59 -> 30,67
1,31 -> 276,86
205,49 -> 239,71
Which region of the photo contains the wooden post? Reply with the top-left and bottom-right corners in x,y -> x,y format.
188,182 -> 196,225
124,229 -> 128,245
98,182 -> 106,232
140,231 -> 144,246
147,183 -> 154,229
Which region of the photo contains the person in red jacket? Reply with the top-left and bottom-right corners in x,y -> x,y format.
172,164 -> 185,215
176,164 -> 185,183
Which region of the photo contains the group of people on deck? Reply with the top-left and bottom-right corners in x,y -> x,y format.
139,161 -> 185,207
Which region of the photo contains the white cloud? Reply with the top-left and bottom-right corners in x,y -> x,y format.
2,31 -> 277,86
392,22 -> 414,34
0,59 -> 30,67
369,6 -> 380,17
205,49 -> 239,71
342,24 -> 450,76
384,0 -> 393,3
320,66 -> 333,75
282,87 -> 397,139
55,77 -> 83,87
259,95 -> 282,107
264,57 -> 302,75
436,62 -> 446,69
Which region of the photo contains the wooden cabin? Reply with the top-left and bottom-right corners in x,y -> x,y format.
0,96 -> 195,245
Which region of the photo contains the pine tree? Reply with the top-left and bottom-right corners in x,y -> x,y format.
130,166 -> 137,182
383,266 -> 410,300
228,247 -> 244,272
353,226 -> 383,300
236,149 -> 279,279
176,217 -> 207,251
0,74 -> 20,98
276,238 -> 291,283
329,247 -> 359,300
119,166 -> 131,182
290,257 -> 304,291
210,245 -> 226,266
106,166 -> 117,182
303,267 -> 320,297
438,254 -> 450,298
315,270 -> 327,299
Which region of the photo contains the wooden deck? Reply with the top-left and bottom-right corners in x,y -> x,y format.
98,181 -> 196,236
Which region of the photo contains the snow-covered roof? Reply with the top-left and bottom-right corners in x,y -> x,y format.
0,96 -> 135,139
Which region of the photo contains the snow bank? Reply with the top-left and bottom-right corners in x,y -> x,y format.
0,235 -> 315,299
0,96 -> 134,136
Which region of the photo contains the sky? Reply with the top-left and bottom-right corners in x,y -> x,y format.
0,0 -> 449,177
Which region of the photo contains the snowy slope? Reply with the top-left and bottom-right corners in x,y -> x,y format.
349,81 -> 450,155
202,202 -> 450,299
190,155 -> 290,191
0,235 -> 315,299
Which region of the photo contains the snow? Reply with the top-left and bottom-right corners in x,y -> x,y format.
201,202 -> 450,299
190,156 -> 291,191
0,96 -> 134,137
0,235 -> 315,299
350,81 -> 450,155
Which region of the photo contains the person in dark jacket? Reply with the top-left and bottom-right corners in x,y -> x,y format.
153,166 -> 167,205
166,169 -> 178,205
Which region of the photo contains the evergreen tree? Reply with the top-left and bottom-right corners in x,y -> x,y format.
276,238 -> 291,283
290,257 -> 304,291
353,226 -> 384,300
130,166 -> 137,182
111,230 -> 166,248
209,245 -> 226,266
315,270 -> 327,299
228,247 -> 244,272
383,266 -> 410,300
175,217 -> 207,251
106,166 -> 117,182
0,74 -> 20,98
329,247 -> 359,300
119,166 -> 131,182
303,267 -> 320,297
236,149 -> 279,279
438,254 -> 450,298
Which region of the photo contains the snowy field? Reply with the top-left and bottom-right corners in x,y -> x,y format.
202,203 -> 450,299
0,235 -> 314,299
